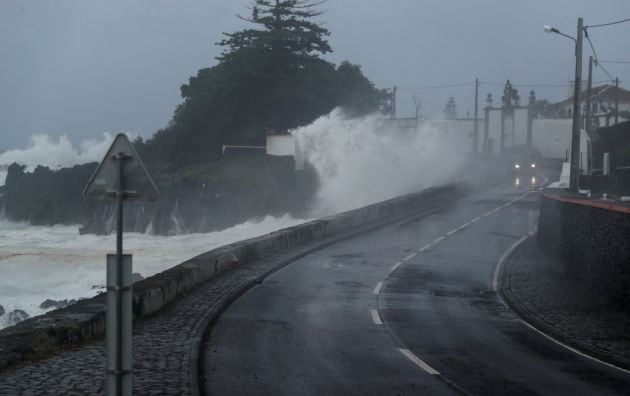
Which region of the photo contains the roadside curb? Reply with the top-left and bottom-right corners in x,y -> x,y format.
499,236 -> 630,374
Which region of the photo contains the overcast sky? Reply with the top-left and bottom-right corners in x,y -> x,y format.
1,0 -> 629,150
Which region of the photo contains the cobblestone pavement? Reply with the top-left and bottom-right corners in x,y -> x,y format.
0,235 -> 343,395
501,237 -> 630,370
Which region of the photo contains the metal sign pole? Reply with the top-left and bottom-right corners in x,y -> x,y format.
83,133 -> 159,396
115,152 -> 124,396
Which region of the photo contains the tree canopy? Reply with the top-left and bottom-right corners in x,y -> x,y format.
444,96 -> 457,119
145,0 -> 385,170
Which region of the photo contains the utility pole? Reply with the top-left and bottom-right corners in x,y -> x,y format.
391,85 -> 397,119
473,78 -> 479,156
569,17 -> 583,193
615,77 -> 619,125
585,56 -> 593,135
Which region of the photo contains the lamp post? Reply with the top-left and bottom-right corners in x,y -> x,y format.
544,18 -> 583,193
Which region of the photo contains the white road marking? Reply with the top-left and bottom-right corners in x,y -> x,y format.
493,207 -> 501,212
518,319 -> 630,376
433,236 -> 445,244
470,216 -> 481,223
391,262 -> 402,271
373,282 -> 383,295
446,229 -> 458,236
403,252 -> 417,261
458,222 -> 470,230
483,211 -> 493,217
418,244 -> 432,252
370,309 -> 383,325
493,234 -> 530,292
399,348 -> 440,375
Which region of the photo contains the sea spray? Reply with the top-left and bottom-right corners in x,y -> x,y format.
0,133 -> 116,186
292,109 -> 468,215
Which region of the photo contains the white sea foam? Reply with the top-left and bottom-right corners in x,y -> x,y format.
0,133 -> 115,186
0,214 -> 307,328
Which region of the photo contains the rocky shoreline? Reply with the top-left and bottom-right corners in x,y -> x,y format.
0,155 -> 318,236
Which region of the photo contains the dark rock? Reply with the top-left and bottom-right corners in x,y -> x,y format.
2,156 -> 319,236
0,304 -> 4,317
39,299 -> 77,310
132,273 -> 145,283
6,309 -> 29,326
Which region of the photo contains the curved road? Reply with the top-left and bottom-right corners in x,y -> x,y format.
201,175 -> 630,395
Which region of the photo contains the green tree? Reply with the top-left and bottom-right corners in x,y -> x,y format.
444,96 -> 457,119
146,0 -> 383,170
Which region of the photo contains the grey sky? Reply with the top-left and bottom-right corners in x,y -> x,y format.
1,0 -> 629,150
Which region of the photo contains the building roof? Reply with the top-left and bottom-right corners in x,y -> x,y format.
557,84 -> 630,106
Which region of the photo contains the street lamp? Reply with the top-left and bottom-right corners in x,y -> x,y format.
544,18 -> 583,193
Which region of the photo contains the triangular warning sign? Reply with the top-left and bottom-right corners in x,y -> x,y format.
84,133 -> 159,201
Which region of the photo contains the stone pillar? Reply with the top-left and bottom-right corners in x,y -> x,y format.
527,90 -> 536,147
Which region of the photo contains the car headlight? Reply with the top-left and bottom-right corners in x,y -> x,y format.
531,163 -> 536,168
514,164 -> 520,169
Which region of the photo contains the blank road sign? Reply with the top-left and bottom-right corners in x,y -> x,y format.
83,133 -> 158,201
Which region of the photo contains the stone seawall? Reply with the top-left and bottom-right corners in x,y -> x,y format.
0,184 -> 461,370
537,189 -> 630,304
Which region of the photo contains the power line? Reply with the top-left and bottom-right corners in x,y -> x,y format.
584,32 -> 600,62
480,80 -> 571,88
396,81 -> 475,90
586,17 -> 630,29
594,60 -> 616,82
596,60 -> 630,64
583,28 -> 616,83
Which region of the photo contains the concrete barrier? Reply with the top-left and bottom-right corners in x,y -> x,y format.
0,184 -> 462,370
537,189 -> 630,304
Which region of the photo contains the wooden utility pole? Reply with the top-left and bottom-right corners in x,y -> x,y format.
391,85 -> 397,119
568,17 -> 583,193
473,78 -> 479,156
615,77 -> 619,125
585,56 -> 593,135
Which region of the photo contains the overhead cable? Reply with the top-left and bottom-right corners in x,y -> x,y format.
586,18 -> 630,29
397,81 -> 475,90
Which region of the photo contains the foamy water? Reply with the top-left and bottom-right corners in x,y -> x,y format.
0,109 -> 468,328
0,215 -> 307,328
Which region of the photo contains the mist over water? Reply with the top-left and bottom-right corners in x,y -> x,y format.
0,133 -> 115,185
0,109 -> 469,327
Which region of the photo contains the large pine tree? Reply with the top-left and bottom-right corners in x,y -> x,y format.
146,0 -> 383,169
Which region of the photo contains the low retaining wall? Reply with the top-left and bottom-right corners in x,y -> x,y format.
537,189 -> 630,304
0,184 -> 461,370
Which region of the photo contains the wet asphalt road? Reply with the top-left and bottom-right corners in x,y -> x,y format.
201,175 -> 630,395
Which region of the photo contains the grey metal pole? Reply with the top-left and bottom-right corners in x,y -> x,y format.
615,77 -> 619,125
484,105 -> 490,154
585,56 -> 593,135
473,78 -> 479,156
392,85 -> 397,119
116,152 -> 124,396
569,17 -> 583,193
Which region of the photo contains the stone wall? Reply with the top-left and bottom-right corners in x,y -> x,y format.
537,189 -> 630,304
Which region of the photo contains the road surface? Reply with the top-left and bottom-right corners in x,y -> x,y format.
201,175 -> 630,395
